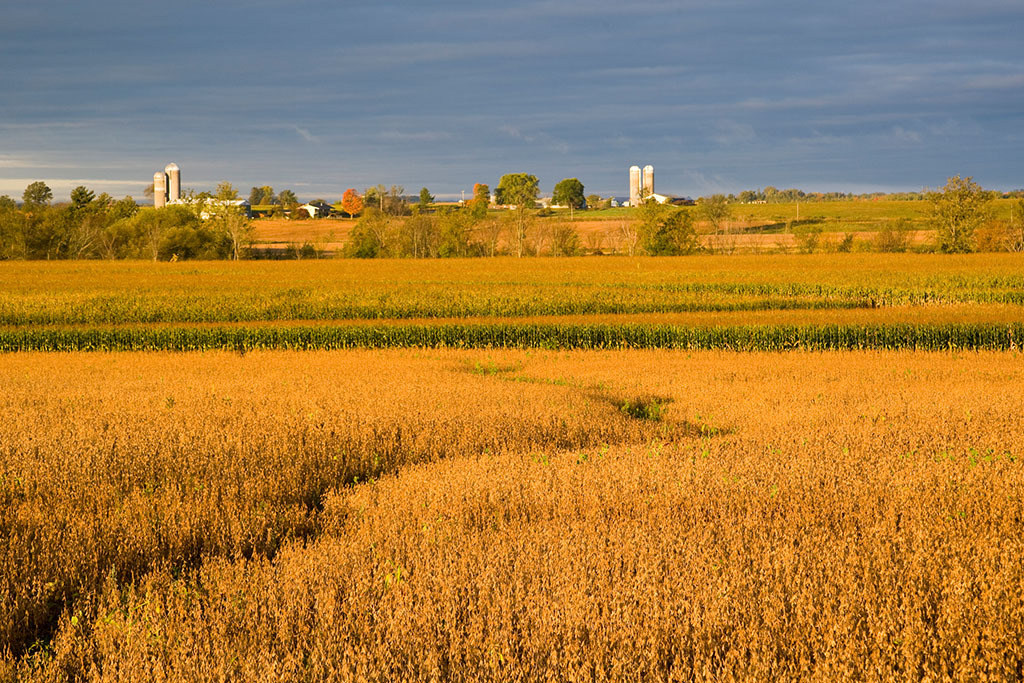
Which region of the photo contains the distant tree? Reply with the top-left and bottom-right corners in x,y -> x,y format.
385,185 -> 407,216
0,198 -> 25,258
437,207 -> 475,257
550,223 -> 581,256
1012,199 -> 1024,252
929,175 -> 993,253
278,189 -> 299,210
70,186 -> 95,209
585,194 -> 601,210
616,219 -> 640,256
248,187 -> 263,206
698,194 -> 730,234
399,213 -> 438,257
496,173 -> 539,257
125,206 -> 188,260
637,201 -> 696,255
471,183 -> 490,219
215,182 -> 239,202
340,188 -> 363,218
22,181 -> 53,207
793,224 -> 823,254
473,183 -> 490,203
874,218 -> 912,253
552,178 -> 585,210
364,185 -> 386,212
212,205 -> 253,260
110,196 -> 139,221
344,208 -> 390,258
417,187 -> 434,213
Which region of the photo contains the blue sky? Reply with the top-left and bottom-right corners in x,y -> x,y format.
1,0 -> 1022,202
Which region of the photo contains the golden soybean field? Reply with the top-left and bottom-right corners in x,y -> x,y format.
2,256 -> 1024,681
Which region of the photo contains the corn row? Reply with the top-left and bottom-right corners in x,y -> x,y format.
2,322 -> 1021,351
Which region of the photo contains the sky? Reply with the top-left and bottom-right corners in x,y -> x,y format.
1,0 -> 1022,202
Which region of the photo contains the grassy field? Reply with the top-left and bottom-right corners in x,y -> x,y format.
2,349 -> 1022,679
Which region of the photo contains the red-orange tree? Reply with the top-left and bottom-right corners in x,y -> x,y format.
341,188 -> 363,218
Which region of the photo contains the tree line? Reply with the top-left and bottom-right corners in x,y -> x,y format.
0,181 -> 253,260
1,175 -> 1018,259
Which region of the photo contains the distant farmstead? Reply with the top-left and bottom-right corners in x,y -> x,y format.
152,163 -> 181,208
299,200 -> 332,218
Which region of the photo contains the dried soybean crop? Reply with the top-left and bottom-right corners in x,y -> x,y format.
3,349 -> 1024,680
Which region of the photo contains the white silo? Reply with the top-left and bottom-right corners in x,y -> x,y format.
642,165 -> 654,200
153,171 -> 167,209
165,163 -> 180,202
629,165 -> 641,207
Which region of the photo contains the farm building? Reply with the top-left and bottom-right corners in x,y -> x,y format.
298,200 -> 333,218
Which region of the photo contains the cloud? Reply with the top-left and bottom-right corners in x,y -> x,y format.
499,126 -> 570,154
289,125 -> 319,143
377,130 -> 454,143
888,126 -> 922,145
712,121 -> 756,146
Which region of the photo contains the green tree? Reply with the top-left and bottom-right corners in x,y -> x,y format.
637,201 -> 696,255
552,178 -> 585,210
344,208 -> 390,258
24,205 -> 72,259
496,173 -> 539,257
364,185 -> 386,212
70,186 -> 95,209
22,181 -> 53,207
278,190 -> 299,211
437,207 -> 475,257
399,213 -> 437,257
929,175 -> 992,253
417,187 -> 434,213
697,194 -> 730,234
1011,199 -> 1024,252
585,194 -> 601,210
0,197 -> 25,258
215,182 -> 239,201
211,206 -> 253,260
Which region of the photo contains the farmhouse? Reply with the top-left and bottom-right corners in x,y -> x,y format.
298,200 -> 332,218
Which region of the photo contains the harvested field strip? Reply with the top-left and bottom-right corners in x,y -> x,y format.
1,321 -> 1023,351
